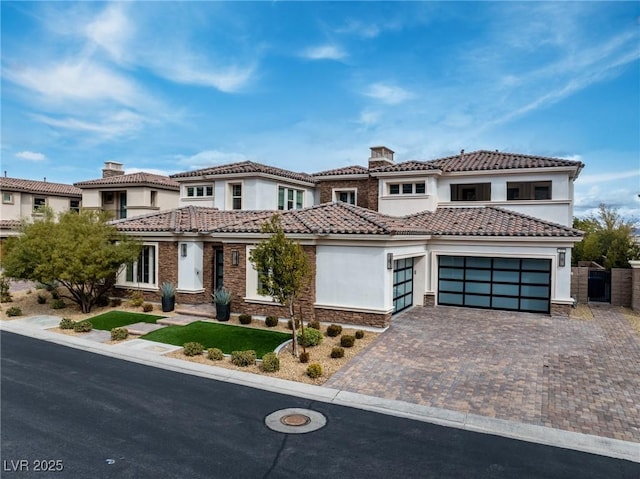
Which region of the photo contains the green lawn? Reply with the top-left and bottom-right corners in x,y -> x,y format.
141,321 -> 291,358
89,311 -> 165,331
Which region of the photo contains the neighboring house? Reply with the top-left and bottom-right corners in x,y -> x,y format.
74,162 -> 180,219
111,146 -> 584,325
0,176 -> 82,238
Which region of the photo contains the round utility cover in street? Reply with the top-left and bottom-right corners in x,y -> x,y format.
265,408 -> 326,434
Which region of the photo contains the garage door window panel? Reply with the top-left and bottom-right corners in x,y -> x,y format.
492,297 -> 519,310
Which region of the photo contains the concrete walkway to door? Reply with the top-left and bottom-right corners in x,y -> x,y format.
325,304 -> 640,443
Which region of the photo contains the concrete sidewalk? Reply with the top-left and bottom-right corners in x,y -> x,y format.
1,316 -> 638,464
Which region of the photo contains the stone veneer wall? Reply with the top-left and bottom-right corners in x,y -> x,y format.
611,269 -> 632,307
314,307 -> 391,328
317,179 -> 372,209
550,303 -> 571,317
570,267 -> 589,304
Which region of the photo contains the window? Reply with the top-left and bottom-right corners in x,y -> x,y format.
125,245 -> 156,286
69,199 -> 80,213
150,190 -> 157,207
231,184 -> 242,210
185,185 -> 213,198
104,192 -> 114,204
278,186 -> 303,210
334,189 -> 356,205
450,183 -> 491,201
507,181 -> 552,200
388,182 -> 426,196
33,197 -> 46,213
2,192 -> 13,204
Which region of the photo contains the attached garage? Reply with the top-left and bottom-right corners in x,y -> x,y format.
393,258 -> 414,314
437,255 -> 551,313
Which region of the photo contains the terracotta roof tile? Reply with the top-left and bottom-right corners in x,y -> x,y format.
425,150 -> 584,173
74,172 -> 180,190
370,160 -> 439,173
312,165 -> 369,177
170,161 -> 315,184
0,219 -> 21,230
0,177 -> 81,197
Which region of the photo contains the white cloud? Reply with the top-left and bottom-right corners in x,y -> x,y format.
362,83 -> 414,105
150,59 -> 256,93
175,150 -> 249,169
357,109 -> 381,126
84,4 -> 133,64
15,151 -> 46,161
125,167 -> 172,177
576,169 -> 640,186
301,44 -> 347,61
32,110 -> 146,138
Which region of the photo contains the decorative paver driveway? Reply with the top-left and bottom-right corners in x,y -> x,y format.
326,304 -> 640,443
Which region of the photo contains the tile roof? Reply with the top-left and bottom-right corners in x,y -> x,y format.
170,161 -> 314,184
369,160 -> 439,173
312,165 -> 369,177
0,177 -> 82,197
0,219 -> 21,230
424,150 -> 584,173
406,206 -> 582,237
113,203 -> 581,238
74,172 -> 180,190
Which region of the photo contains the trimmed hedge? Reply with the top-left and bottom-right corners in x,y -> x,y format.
261,352 -> 280,372
231,350 -> 257,367
183,342 -> 204,356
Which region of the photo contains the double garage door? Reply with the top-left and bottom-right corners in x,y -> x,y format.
438,256 -> 551,313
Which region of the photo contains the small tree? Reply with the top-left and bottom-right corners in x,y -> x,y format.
249,215 -> 311,357
1,209 -> 141,313
572,204 -> 639,269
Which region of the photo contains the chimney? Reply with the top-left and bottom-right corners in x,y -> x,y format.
102,161 -> 124,178
368,146 -> 395,169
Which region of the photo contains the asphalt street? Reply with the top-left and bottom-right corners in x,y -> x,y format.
1,331 -> 638,479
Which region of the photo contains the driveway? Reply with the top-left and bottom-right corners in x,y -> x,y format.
326,304 -> 640,443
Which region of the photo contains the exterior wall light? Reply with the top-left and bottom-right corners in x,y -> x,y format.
387,252 -> 393,270
557,248 -> 566,267
181,243 -> 188,257
232,250 -> 239,266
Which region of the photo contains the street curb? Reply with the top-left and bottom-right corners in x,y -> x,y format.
2,320 -> 639,464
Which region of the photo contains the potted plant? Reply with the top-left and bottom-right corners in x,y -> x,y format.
160,282 -> 176,312
212,287 -> 231,321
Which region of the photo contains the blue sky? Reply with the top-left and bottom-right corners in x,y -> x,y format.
2,1 -> 639,219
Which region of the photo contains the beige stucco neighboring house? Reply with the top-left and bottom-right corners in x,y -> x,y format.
74,162 -> 180,220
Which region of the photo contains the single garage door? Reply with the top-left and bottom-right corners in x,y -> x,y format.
438,256 -> 551,313
393,258 -> 414,314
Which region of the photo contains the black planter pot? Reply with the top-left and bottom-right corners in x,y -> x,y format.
161,296 -> 175,313
216,303 -> 230,321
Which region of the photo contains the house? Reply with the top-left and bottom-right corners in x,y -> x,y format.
111,146 -> 584,326
0,176 -> 82,238
74,162 -> 180,219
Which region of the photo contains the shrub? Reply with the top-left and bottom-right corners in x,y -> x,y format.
142,303 -> 154,312
51,299 -> 66,310
59,317 -> 74,329
50,289 -> 61,300
340,335 -> 355,348
73,320 -> 93,333
308,320 -> 321,330
331,347 -> 345,359
355,330 -> 365,339
239,314 -> 252,325
231,350 -> 257,367
261,352 -> 280,372
306,363 -> 322,379
183,342 -> 204,356
44,281 -> 60,292
37,294 -> 47,304
160,281 -> 176,298
287,317 -> 301,330
0,276 -> 13,303
128,290 -> 144,307
110,298 -> 122,307
211,287 -> 231,305
327,324 -> 343,337
111,328 -> 129,341
265,316 -> 279,327
6,306 -> 22,317
96,295 -> 110,307
207,348 -> 224,361
299,351 -> 310,363
297,328 -> 323,347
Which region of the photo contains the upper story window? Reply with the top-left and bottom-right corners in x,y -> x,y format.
278,186 -> 303,210
150,190 -> 157,207
185,185 -> 213,198
69,199 -> 80,213
231,184 -> 242,210
507,181 -> 552,200
33,196 -> 46,213
388,182 -> 426,196
2,192 -> 13,204
334,189 -> 356,205
451,183 -> 491,201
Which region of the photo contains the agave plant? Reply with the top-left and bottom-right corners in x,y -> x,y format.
160,282 -> 176,298
212,287 -> 231,305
